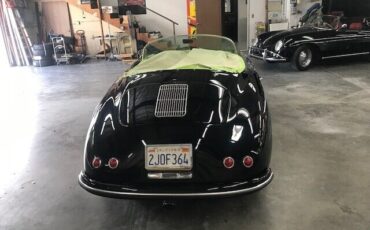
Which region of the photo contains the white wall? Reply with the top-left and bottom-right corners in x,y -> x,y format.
69,4 -> 124,55
134,0 -> 188,37
101,0 -> 118,6
247,0 -> 266,47
237,0 -> 268,50
91,0 -> 188,37
238,0 -> 248,49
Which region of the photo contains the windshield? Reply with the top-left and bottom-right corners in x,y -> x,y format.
304,10 -> 340,29
142,34 -> 237,60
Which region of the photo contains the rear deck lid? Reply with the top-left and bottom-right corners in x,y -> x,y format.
119,82 -> 230,125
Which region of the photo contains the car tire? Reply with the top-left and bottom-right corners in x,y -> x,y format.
291,45 -> 314,71
32,50 -> 54,57
32,43 -> 54,57
32,57 -> 55,67
32,43 -> 53,51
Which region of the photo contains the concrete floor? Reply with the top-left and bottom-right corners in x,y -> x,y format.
0,58 -> 369,230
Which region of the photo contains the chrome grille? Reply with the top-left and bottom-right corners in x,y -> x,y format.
155,84 -> 188,118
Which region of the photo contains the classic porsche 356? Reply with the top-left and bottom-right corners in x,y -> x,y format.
249,0 -> 370,70
78,35 -> 273,199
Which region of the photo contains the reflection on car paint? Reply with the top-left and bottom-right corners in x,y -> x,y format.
231,125 -> 244,142
236,108 -> 254,134
100,114 -> 115,135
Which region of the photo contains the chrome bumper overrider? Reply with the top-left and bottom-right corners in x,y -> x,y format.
249,47 -> 287,62
78,169 -> 274,198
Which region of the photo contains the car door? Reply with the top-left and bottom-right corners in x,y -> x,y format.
357,27 -> 370,53
313,29 -> 350,57
335,27 -> 370,54
317,29 -> 367,58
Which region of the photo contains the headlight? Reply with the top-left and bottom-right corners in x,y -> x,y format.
275,40 -> 283,52
253,38 -> 259,46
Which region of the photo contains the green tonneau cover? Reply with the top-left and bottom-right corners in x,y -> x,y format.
125,48 -> 246,77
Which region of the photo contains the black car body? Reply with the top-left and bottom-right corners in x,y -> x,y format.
249,1 -> 370,70
78,35 -> 273,199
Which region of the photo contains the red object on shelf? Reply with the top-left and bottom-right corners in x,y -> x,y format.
349,22 -> 363,30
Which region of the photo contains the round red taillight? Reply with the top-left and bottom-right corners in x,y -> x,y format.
108,158 -> 119,169
92,157 -> 102,169
243,156 -> 254,168
223,157 -> 235,169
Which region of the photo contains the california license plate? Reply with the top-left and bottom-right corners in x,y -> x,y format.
145,144 -> 193,171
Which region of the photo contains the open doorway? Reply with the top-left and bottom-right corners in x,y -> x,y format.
194,0 -> 239,42
222,0 -> 238,41
191,0 -> 253,47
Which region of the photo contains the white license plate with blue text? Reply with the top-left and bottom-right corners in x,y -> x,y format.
145,144 -> 193,171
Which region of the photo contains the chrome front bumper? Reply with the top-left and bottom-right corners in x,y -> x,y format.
249,47 -> 287,62
78,169 -> 274,199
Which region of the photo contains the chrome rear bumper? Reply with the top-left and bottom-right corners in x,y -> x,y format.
78,168 -> 273,199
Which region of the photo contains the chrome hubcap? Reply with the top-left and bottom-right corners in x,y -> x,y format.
298,49 -> 312,68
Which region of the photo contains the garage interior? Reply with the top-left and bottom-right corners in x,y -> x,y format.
0,0 -> 369,229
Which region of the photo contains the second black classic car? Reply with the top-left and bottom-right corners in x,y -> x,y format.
249,0 -> 370,71
78,35 -> 273,199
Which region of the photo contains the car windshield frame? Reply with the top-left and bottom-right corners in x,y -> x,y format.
141,34 -> 238,60
304,10 -> 341,29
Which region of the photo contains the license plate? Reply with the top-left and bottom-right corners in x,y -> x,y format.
145,144 -> 192,171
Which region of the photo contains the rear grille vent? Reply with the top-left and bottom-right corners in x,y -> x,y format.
155,84 -> 188,118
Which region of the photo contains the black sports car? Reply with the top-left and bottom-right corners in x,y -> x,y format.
249,4 -> 370,71
78,35 -> 273,199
